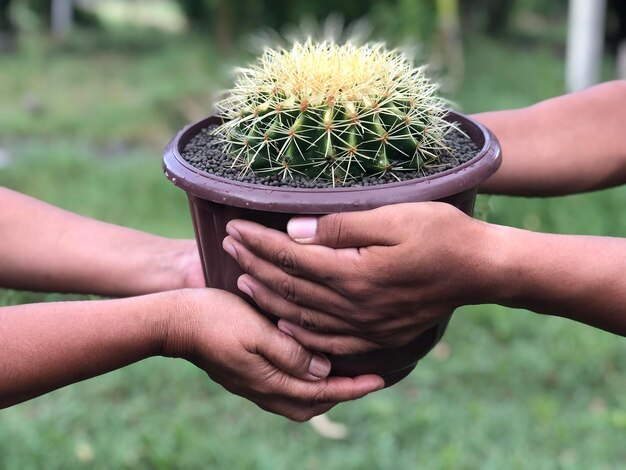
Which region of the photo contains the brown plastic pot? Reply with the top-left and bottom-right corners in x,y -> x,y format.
163,111 -> 501,387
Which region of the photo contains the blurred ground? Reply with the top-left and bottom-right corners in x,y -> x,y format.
1,8 -> 626,469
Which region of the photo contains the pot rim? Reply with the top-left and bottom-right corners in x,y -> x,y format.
163,111 -> 501,214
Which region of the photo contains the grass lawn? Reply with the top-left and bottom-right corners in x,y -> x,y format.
1,29 -> 625,469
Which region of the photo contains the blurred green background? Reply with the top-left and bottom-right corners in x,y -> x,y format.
1,0 -> 626,468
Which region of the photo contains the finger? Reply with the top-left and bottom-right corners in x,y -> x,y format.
278,320 -> 381,355
251,369 -> 384,419
243,363 -> 383,418
256,323 -> 332,381
238,274 -> 359,334
256,399 -> 335,422
226,219 -> 357,284
287,207 -> 402,247
295,374 -> 385,404
223,236 -> 352,314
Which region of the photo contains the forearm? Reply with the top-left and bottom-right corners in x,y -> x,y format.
473,80 -> 626,196
0,187 -> 196,296
0,292 -> 177,408
482,226 -> 626,334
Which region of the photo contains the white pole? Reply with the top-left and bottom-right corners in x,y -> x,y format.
566,0 -> 607,92
51,0 -> 73,39
617,41 -> 626,80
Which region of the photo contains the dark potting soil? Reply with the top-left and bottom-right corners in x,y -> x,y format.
181,124 -> 480,188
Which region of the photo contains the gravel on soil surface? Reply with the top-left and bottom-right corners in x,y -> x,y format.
181,124 -> 480,188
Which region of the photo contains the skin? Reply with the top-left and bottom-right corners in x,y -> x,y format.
0,187 -> 205,296
0,188 -> 384,418
222,81 -> 626,354
476,80 -> 626,196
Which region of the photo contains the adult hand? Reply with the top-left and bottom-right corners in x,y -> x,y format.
167,239 -> 206,289
222,203 -> 494,354
162,289 -> 384,421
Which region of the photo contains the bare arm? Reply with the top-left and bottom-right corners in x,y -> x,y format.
489,225 -> 626,333
0,288 -> 383,419
474,80 -> 626,196
0,187 -> 203,296
1,293 -> 166,407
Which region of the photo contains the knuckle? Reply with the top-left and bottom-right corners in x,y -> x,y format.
299,308 -> 319,330
274,247 -> 299,275
286,343 -> 309,371
278,275 -> 299,304
325,215 -> 348,247
311,385 -> 329,403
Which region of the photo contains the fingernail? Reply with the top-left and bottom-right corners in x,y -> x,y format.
226,222 -> 242,242
237,276 -> 253,298
287,217 -> 317,241
309,355 -> 331,379
222,239 -> 238,260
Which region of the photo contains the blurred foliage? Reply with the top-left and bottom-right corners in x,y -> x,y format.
0,0 -> 12,30
607,0 -> 626,52
374,0 -> 438,43
1,2 -> 625,468
460,0 -> 567,38
0,30 -> 223,147
172,0 -> 571,46
515,0 -> 568,17
18,0 -> 101,29
3,0 -> 572,49
179,0 -> 373,32
0,0 -> 16,53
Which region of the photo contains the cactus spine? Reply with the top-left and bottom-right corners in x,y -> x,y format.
215,40 -> 457,185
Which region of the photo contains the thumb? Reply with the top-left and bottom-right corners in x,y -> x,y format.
287,208 -> 395,248
257,326 -> 332,381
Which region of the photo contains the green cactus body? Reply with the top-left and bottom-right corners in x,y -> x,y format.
215,41 -> 457,185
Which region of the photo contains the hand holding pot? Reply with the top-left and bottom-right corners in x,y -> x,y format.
170,239 -> 206,289
1,288 -> 383,419
163,289 -> 384,421
223,202 -> 492,354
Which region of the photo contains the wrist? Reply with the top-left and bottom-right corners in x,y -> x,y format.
153,289 -> 203,360
453,219 -> 517,306
474,223 -> 527,306
135,239 -> 200,295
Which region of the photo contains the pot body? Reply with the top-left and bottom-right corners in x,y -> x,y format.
186,190 -> 474,385
164,112 -> 501,386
